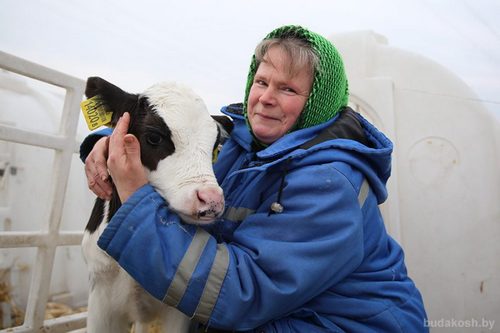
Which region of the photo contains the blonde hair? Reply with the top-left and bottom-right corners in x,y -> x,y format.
254,37 -> 319,80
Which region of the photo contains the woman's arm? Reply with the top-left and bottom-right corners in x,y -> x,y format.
97,162 -> 365,330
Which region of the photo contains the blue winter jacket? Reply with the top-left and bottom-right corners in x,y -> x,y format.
86,105 -> 428,332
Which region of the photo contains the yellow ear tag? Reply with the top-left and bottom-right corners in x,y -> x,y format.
81,96 -> 113,130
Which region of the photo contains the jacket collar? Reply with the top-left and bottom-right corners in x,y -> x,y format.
221,104 -> 369,160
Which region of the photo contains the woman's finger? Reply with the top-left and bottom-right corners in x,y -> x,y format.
109,113 -> 130,160
85,136 -> 113,199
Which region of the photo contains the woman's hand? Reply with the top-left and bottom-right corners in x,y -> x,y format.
85,136 -> 112,200
107,112 -> 147,203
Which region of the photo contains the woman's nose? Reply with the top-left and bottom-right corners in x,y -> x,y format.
259,87 -> 276,105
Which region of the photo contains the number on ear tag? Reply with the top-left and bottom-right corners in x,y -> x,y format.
81,96 -> 113,130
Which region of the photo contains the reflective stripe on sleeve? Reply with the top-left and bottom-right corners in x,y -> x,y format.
163,228 -> 210,306
358,179 -> 370,207
223,206 -> 255,222
193,242 -> 230,324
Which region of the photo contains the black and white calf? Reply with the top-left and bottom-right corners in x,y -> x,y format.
81,77 -> 232,333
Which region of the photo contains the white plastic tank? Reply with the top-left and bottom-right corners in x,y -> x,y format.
331,31 -> 500,330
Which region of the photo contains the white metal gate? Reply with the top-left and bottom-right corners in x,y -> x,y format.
0,51 -> 87,333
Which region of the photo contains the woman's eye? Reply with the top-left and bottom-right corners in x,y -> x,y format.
146,133 -> 163,145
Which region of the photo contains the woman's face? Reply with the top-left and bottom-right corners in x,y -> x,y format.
247,46 -> 313,144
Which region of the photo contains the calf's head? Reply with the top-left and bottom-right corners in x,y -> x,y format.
84,76 -> 232,224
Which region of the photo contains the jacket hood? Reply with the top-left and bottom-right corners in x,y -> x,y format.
221,104 -> 393,204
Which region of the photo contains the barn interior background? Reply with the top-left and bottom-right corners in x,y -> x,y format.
0,0 -> 499,332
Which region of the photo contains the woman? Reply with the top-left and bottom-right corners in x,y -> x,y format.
83,25 -> 428,332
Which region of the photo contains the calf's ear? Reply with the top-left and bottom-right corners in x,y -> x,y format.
212,115 -> 234,140
84,76 -> 139,127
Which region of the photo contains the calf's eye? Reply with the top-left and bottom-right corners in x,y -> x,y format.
146,133 -> 163,146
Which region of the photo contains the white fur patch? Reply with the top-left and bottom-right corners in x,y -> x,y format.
143,83 -> 222,222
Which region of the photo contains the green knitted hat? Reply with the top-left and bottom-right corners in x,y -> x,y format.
244,25 -> 349,130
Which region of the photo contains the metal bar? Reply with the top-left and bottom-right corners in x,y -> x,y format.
0,51 -> 83,90
24,246 -> 57,329
24,85 -> 84,332
0,51 -> 87,333
0,231 -> 84,248
0,124 -> 79,152
0,325 -> 32,333
54,231 -> 84,246
42,312 -> 87,333
0,312 -> 87,333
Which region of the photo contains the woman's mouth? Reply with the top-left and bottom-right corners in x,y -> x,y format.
256,112 -> 280,121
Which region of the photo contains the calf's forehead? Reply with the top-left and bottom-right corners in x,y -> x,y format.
143,82 -> 217,139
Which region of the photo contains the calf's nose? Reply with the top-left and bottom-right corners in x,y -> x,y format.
196,185 -> 225,220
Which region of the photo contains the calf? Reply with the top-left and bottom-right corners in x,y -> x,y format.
81,77 -> 232,333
